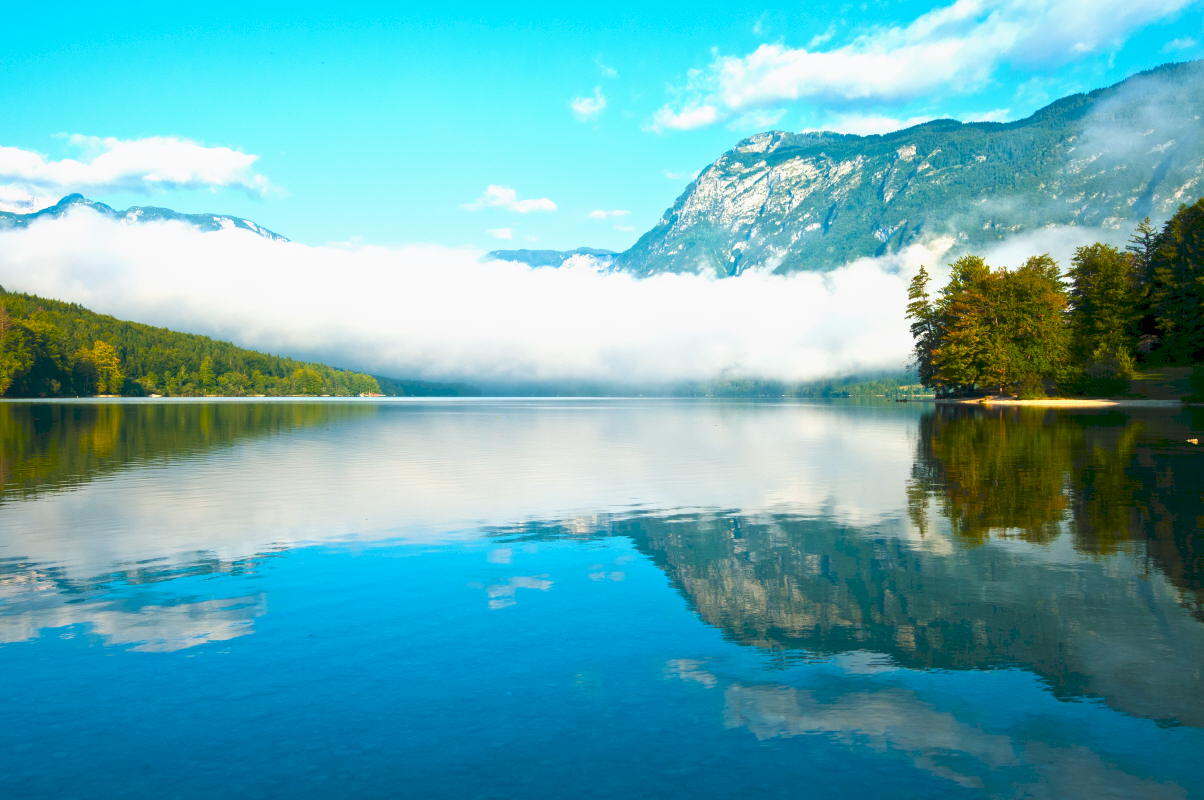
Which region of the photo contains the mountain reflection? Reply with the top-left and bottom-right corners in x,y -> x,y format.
496,407 -> 1204,727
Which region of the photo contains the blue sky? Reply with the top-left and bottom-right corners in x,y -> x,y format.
2,0 -> 1201,251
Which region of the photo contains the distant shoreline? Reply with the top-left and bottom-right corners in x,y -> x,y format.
936,397 -> 1186,408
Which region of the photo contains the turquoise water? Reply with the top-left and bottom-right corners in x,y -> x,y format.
0,399 -> 1201,799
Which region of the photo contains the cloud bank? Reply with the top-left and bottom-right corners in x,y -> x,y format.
652,0 -> 1194,130
0,135 -> 271,212
0,209 -> 942,386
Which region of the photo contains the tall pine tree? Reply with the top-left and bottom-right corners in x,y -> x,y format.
1147,199 -> 1204,363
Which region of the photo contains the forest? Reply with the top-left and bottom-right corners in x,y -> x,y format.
907,197 -> 1204,398
0,289 -> 382,398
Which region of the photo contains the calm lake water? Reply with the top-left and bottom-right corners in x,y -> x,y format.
1,398 -> 1202,799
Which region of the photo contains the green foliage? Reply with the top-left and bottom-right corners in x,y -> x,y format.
0,401 -> 377,503
1072,350 -> 1137,397
906,266 -> 938,386
0,288 -> 384,398
76,340 -> 124,395
290,367 -> 325,395
916,254 -> 1069,397
1145,198 -> 1204,363
1126,217 -> 1158,283
1067,243 -> 1138,361
910,197 -> 1204,399
672,371 -> 921,398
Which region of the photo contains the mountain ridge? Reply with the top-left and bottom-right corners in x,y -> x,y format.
493,60 -> 1204,275
0,193 -> 288,241
484,247 -> 617,268
613,59 -> 1204,276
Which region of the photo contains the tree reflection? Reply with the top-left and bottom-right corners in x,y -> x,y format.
909,407 -> 1080,544
0,400 -> 376,502
909,405 -> 1203,606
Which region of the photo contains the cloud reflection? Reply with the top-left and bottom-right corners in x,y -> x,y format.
667,661 -> 1189,799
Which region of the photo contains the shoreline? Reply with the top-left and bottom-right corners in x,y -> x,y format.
937,397 -> 1186,408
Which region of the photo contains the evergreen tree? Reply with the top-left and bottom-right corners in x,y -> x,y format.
905,266 -> 938,387
198,356 -> 217,393
1146,199 -> 1204,363
1126,217 -> 1158,283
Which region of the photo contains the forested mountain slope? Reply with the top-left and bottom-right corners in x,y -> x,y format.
0,289 -> 381,397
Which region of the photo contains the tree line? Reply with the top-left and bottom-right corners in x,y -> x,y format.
907,197 -> 1204,398
0,288 -> 382,398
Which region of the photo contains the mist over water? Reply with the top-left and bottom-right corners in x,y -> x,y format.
0,210 -> 947,385
0,201 -> 1145,389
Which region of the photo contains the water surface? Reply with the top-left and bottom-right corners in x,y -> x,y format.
1,399 -> 1201,799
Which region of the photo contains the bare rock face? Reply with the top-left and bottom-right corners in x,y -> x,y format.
614,60 -> 1204,276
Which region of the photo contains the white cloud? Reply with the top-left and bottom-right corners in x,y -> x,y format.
0,207 -> 942,387
0,135 -> 271,210
651,0 -> 1194,130
806,26 -> 836,49
570,86 -> 607,120
1162,36 -> 1198,51
803,106 -> 1011,136
595,57 -> 619,79
587,209 -> 630,219
805,113 -> 936,136
650,104 -> 721,132
729,108 -> 789,130
462,184 -> 557,213
0,185 -> 58,214
662,169 -> 694,180
964,107 -> 1012,123
487,227 -> 514,240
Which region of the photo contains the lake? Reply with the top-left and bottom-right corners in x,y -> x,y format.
1,398 -> 1201,799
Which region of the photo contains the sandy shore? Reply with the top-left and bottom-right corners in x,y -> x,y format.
937,397 -> 1184,408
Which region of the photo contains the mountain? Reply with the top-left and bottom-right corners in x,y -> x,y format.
485,247 -> 616,268
614,60 -> 1204,276
0,193 -> 288,241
